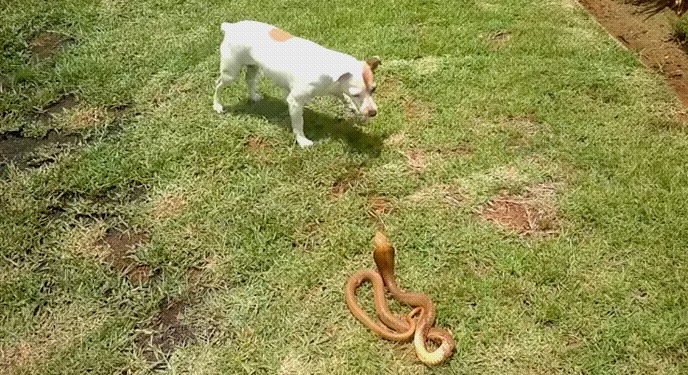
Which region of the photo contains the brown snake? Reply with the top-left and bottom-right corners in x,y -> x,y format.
345,232 -> 455,365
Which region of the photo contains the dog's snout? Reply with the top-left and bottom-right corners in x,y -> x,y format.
368,109 -> 377,117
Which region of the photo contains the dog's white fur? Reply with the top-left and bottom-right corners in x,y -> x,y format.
213,20 -> 380,147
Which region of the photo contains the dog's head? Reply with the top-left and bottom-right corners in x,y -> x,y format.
338,57 -> 381,118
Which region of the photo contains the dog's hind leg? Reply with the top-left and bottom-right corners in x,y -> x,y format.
213,54 -> 242,113
245,65 -> 263,102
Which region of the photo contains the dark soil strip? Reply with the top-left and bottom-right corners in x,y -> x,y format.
578,0 -> 688,107
135,298 -> 197,368
0,130 -> 79,169
37,94 -> 79,123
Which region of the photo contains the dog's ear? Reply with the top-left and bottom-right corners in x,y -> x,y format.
366,56 -> 381,72
337,72 -> 353,83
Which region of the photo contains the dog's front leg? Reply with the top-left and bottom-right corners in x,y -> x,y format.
287,92 -> 313,148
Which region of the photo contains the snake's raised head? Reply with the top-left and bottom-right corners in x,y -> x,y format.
373,231 -> 396,281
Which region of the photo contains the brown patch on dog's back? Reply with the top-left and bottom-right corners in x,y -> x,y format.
269,28 -> 293,42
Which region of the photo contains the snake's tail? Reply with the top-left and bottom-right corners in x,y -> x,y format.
413,325 -> 456,366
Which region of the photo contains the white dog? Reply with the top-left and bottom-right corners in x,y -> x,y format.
213,20 -> 381,147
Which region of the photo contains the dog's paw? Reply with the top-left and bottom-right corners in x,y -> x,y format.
249,93 -> 263,102
213,102 -> 224,113
296,135 -> 314,148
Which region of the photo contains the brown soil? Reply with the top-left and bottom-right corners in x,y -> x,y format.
480,184 -> 559,236
578,0 -> 688,107
1,98 -> 130,175
29,32 -> 72,61
244,136 -> 269,150
402,98 -> 433,123
37,94 -> 79,123
368,196 -> 394,223
403,148 -> 430,172
292,220 -> 323,250
99,229 -> 152,284
488,31 -> 512,48
331,167 -> 363,198
150,193 -> 186,220
1,94 -> 80,172
0,130 -> 78,170
135,298 -> 196,365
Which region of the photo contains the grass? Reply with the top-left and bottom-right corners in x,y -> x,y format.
674,13 -> 688,45
2,0 -> 688,373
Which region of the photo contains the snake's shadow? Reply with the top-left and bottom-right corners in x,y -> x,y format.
226,95 -> 384,156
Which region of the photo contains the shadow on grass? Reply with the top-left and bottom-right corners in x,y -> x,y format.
226,96 -> 384,157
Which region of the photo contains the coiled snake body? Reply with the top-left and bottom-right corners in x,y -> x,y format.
345,232 -> 455,365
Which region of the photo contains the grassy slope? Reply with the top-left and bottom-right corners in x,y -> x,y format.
2,0 -> 688,373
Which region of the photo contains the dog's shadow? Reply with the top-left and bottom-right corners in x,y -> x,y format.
226,96 -> 384,156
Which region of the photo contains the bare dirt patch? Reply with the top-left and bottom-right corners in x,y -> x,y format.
291,219 -> 323,250
1,99 -> 130,175
0,130 -> 78,170
331,167 -> 364,198
488,31 -> 512,48
368,196 -> 394,224
244,136 -> 270,150
402,98 -> 433,123
402,148 -> 430,172
150,193 -> 186,221
480,184 -> 560,236
578,0 -> 688,106
1,95 -> 79,170
29,31 -> 73,61
99,229 -> 153,284
135,298 -> 197,366
36,94 -> 79,123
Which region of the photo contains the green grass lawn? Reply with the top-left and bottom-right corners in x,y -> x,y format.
2,0 -> 688,373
